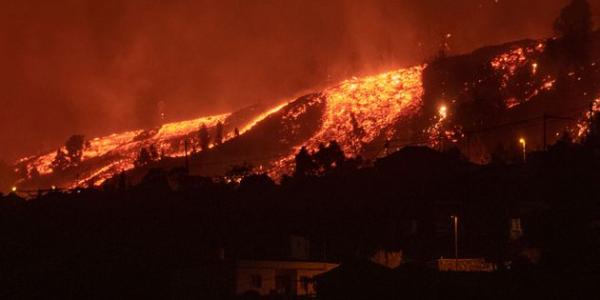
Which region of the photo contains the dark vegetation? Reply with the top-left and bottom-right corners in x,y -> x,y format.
49,134 -> 86,173
3,116 -> 600,298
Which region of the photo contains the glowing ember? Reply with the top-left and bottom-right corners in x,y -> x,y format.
426,104 -> 449,144
490,44 -> 545,89
491,47 -> 529,88
489,42 -> 560,108
425,103 -> 463,146
576,98 -> 600,138
505,97 -> 520,109
541,78 -> 556,90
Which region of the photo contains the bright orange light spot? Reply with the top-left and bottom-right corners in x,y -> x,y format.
438,105 -> 448,120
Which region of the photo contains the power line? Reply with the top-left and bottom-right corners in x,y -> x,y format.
188,111 -> 586,170
16,106 -> 593,192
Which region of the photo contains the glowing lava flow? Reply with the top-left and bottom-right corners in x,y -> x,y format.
237,102 -> 288,136
490,43 -> 545,90
310,66 -> 425,156
15,39 -> 579,188
488,42 -> 560,110
23,129 -> 144,176
20,113 -> 231,187
269,65 -> 426,177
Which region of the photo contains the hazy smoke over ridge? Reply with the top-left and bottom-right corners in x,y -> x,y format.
0,0 -> 598,161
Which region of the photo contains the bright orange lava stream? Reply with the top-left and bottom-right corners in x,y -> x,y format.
310,66 -> 425,155
269,65 -> 426,177
21,113 -> 230,188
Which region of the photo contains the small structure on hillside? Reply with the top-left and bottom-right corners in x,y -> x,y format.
235,260 -> 339,297
437,258 -> 497,272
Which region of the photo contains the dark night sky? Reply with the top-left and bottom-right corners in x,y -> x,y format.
0,0 -> 598,162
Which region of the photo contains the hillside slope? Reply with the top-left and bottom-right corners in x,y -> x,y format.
12,31 -> 600,190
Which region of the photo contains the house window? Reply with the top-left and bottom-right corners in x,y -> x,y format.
250,274 -> 262,289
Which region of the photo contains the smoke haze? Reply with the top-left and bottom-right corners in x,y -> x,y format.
0,0 -> 598,161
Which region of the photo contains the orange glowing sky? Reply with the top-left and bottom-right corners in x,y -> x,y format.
1,0 -> 598,162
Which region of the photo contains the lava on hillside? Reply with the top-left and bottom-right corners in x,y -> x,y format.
12,30 -> 600,190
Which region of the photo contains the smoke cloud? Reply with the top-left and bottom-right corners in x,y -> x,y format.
0,0 -> 598,161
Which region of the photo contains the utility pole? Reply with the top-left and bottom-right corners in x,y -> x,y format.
451,215 -> 459,264
543,114 -> 576,148
454,216 -> 458,260
519,138 -> 527,163
184,139 -> 189,172
590,101 -> 596,133
383,139 -> 390,156
542,113 -> 547,151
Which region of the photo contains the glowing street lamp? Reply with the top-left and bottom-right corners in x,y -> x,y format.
451,215 -> 459,261
438,105 -> 448,120
519,138 -> 527,163
11,186 -> 17,193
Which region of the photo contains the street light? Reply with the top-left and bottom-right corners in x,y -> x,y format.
11,186 -> 17,193
451,215 -> 459,261
519,138 -> 527,163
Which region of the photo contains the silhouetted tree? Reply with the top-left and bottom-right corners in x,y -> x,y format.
225,162 -> 253,183
557,130 -> 574,145
138,168 -> 170,190
51,149 -> 70,172
199,124 -> 210,152
553,0 -> 592,40
551,0 -> 593,64
234,127 -> 240,137
491,143 -> 509,165
294,146 -> 316,177
430,33 -> 452,64
29,167 -> 40,179
134,147 -> 153,167
239,174 -> 276,191
65,135 -> 85,166
14,165 -> 27,180
118,171 -> 127,190
350,113 -> 365,138
214,121 -> 224,145
313,141 -> 346,173
148,144 -> 160,161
